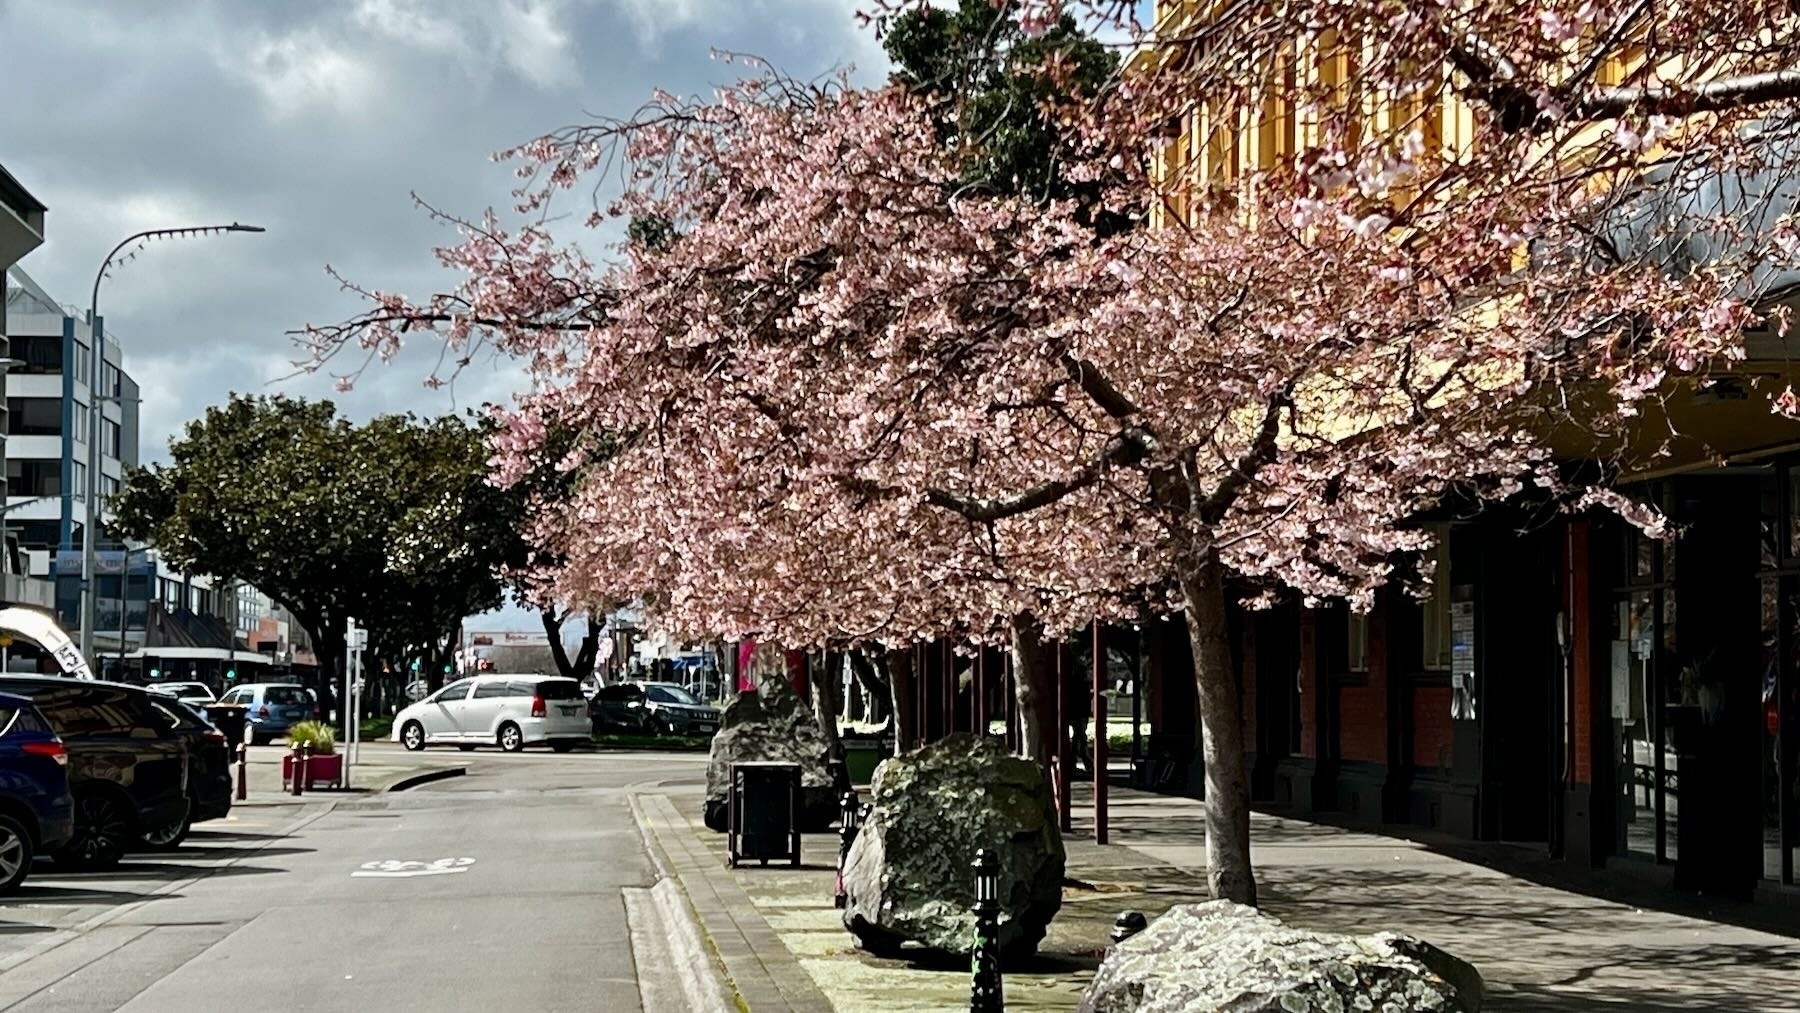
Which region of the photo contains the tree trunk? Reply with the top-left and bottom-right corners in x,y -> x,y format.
848,650 -> 891,730
1010,614 -> 1054,768
885,648 -> 916,756
1175,535 -> 1258,907
814,651 -> 845,757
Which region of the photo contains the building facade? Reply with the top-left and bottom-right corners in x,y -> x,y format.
0,164 -> 55,619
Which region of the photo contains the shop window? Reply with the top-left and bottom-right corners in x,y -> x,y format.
1347,612 -> 1369,672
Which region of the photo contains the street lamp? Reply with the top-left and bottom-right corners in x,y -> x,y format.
112,545 -> 153,680
78,223 -> 265,665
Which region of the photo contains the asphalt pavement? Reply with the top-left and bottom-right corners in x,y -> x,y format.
0,747 -> 711,1012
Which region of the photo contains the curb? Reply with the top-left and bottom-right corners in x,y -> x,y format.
384,766 -> 467,792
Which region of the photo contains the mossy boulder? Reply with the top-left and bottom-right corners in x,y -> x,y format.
841,733 -> 1063,957
703,676 -> 838,833
1078,900 -> 1483,1013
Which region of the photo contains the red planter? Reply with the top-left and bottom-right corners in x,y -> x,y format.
281,752 -> 344,790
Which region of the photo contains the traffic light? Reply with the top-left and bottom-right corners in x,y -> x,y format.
225,667 -> 237,681
410,659 -> 420,673
149,667 -> 160,680
442,663 -> 452,674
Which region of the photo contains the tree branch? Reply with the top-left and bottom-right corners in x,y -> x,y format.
925,431 -> 1148,523
1576,68 -> 1800,120
1198,386 -> 1291,524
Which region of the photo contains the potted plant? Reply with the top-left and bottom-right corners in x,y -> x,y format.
282,720 -> 344,789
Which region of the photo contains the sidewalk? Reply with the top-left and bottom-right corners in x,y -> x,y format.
232,740 -> 466,808
638,783 -> 1800,1012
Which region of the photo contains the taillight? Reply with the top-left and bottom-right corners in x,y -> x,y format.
203,730 -> 227,745
22,740 -> 67,766
258,706 -> 270,717
530,695 -> 546,718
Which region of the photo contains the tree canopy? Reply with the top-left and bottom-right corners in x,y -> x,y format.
296,0 -> 1800,905
114,395 -> 524,681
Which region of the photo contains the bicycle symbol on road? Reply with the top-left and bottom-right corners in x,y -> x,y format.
351,857 -> 476,878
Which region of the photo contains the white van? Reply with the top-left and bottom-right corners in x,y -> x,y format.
391,674 -> 588,753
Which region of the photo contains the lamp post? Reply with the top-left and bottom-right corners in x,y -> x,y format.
78,223 -> 264,665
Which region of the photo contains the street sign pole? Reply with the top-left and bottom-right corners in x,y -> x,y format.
343,618 -> 357,789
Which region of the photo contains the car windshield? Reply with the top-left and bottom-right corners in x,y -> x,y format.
264,687 -> 310,706
646,685 -> 702,706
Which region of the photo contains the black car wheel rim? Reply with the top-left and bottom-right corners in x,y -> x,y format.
0,827 -> 24,882
75,796 -> 128,861
143,819 -> 185,847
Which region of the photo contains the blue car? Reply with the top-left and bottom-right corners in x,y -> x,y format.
219,683 -> 316,744
0,691 -> 74,894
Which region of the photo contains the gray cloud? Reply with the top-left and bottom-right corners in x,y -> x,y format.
1,0 -> 885,462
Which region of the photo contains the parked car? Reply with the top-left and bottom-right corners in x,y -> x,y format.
627,681 -> 722,736
148,681 -> 216,708
0,677 -> 188,870
141,696 -> 231,849
392,675 -> 588,753
219,683 -> 315,744
0,691 -> 73,894
587,683 -> 656,735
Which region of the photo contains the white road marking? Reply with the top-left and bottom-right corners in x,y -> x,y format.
350,857 -> 475,878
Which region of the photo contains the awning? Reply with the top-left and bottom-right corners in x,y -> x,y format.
125,647 -> 274,665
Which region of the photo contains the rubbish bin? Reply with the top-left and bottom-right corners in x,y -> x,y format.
728,761 -> 801,867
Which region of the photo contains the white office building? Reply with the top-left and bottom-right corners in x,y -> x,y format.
0,163 -> 54,614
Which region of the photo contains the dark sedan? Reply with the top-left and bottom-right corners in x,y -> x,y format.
0,677 -> 188,870
142,695 -> 232,848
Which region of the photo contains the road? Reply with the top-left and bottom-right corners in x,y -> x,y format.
0,747 -> 710,1012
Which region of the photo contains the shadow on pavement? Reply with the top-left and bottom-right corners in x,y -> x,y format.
141,845 -> 313,861
185,829 -> 285,842
0,923 -> 57,935
8,884 -> 178,905
44,862 -> 287,883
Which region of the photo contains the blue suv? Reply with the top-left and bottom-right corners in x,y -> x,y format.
0,691 -> 73,894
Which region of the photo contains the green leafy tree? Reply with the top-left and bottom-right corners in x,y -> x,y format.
114,396 -> 524,698
884,0 -> 1119,215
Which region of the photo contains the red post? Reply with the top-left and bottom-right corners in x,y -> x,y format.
235,741 -> 248,802
289,742 -> 303,796
1093,619 -> 1108,845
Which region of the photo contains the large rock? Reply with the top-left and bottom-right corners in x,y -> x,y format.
841,733 -> 1063,958
1078,901 -> 1483,1013
703,676 -> 838,833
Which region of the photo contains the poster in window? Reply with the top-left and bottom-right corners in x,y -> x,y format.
1450,592 -> 1476,720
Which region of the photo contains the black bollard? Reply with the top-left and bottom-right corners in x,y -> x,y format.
834,790 -> 861,909
1111,910 -> 1148,944
969,848 -> 1003,1013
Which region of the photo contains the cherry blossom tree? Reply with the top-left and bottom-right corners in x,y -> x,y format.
299,1 -> 1800,905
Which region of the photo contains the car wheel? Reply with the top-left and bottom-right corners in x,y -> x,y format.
498,722 -> 524,752
61,790 -> 132,871
0,814 -> 33,895
139,814 -> 191,851
401,721 -> 426,751
550,741 -> 576,754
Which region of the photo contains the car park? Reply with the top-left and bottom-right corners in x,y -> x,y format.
219,682 -> 315,744
0,677 -> 188,870
0,691 -> 73,894
393,674 -> 589,752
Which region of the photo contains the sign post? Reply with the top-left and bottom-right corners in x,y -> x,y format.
344,619 -> 368,787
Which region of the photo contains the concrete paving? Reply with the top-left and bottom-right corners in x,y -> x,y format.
0,749 -> 712,1013
639,779 -> 1800,1012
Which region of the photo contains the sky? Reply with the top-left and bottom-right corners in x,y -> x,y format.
0,0 -> 1149,636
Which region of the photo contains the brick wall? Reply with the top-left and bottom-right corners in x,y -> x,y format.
1412,686 -> 1454,769
1339,597 -> 1389,763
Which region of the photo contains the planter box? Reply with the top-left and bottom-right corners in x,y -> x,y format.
281,752 -> 344,790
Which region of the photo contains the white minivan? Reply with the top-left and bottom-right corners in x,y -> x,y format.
391,674 -> 588,753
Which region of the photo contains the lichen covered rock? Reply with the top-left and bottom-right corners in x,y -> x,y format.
703,676 -> 838,833
1077,900 -> 1483,1013
841,733 -> 1063,957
